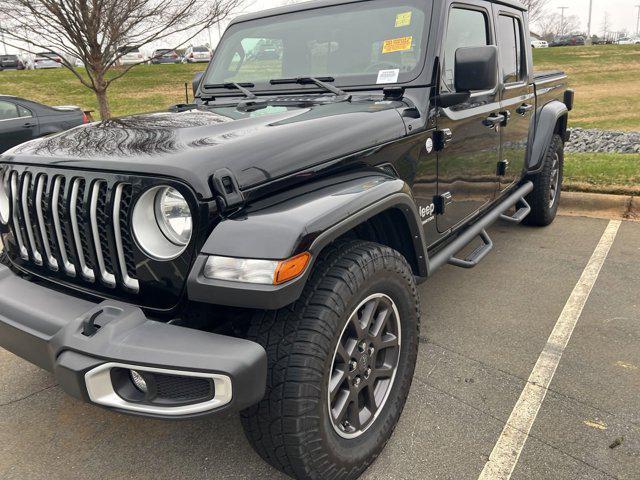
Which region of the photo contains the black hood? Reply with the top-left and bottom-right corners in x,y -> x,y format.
2,99 -> 407,199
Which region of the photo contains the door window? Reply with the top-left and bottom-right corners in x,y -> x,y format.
18,105 -> 32,118
443,7 -> 490,91
0,101 -> 20,121
497,15 -> 525,83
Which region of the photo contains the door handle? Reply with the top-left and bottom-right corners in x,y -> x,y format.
516,104 -> 534,115
23,122 -> 36,128
483,114 -> 505,128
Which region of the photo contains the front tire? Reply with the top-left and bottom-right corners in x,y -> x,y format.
241,240 -> 420,480
524,133 -> 564,227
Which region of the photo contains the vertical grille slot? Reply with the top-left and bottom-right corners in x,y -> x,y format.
20,172 -> 43,265
113,183 -> 139,292
69,178 -> 95,282
90,181 -> 116,287
9,172 -> 28,260
35,174 -> 59,271
52,176 -> 77,276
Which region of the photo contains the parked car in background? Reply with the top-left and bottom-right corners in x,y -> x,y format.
0,55 -> 26,71
531,39 -> 548,48
33,51 -> 64,69
618,36 -> 640,45
182,46 -> 212,63
116,46 -> 145,66
551,35 -> 586,47
0,95 -> 88,153
151,49 -> 182,64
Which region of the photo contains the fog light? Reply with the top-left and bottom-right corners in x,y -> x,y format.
130,370 -> 149,393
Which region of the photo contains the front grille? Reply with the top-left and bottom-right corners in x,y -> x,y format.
1,167 -> 139,291
0,165 -> 200,310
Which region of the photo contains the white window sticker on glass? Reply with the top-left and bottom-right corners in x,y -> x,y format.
377,69 -> 400,84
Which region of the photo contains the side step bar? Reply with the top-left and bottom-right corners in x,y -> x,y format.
429,182 -> 534,272
500,198 -> 531,224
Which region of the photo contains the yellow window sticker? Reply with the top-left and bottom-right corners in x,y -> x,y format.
382,36 -> 413,54
395,11 -> 413,27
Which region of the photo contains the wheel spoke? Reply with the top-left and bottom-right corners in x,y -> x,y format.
336,341 -> 351,364
374,364 -> 394,380
365,383 -> 378,411
370,306 -> 391,339
356,297 -> 380,333
332,389 -> 353,426
329,368 -> 347,402
378,332 -> 399,351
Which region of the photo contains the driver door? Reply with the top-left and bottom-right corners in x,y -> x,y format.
435,2 -> 501,233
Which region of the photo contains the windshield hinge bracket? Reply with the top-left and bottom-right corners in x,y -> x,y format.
211,168 -> 245,213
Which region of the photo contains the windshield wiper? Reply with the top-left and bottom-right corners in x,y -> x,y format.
269,77 -> 351,100
203,82 -> 257,100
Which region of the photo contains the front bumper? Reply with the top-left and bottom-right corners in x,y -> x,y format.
0,264 -> 267,418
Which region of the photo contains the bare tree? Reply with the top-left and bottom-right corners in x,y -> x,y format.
521,0 -> 550,24
0,0 -> 242,119
536,13 -> 582,40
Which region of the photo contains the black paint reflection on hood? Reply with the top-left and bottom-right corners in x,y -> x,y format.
14,111 -> 231,157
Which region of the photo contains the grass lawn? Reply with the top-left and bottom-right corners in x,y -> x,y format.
0,63 -> 205,118
533,45 -> 640,131
565,152 -> 640,195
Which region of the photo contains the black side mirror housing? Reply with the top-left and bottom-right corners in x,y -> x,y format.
454,45 -> 499,93
192,71 -> 204,97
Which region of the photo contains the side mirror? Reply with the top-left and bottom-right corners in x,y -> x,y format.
454,45 -> 499,93
192,71 -> 204,97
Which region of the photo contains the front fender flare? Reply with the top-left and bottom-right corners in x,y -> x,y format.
187,173 -> 428,309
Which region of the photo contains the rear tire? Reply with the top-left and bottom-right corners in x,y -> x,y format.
240,240 -> 420,480
524,134 -> 564,227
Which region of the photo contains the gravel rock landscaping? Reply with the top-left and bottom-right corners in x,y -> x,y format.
567,128 -> 640,154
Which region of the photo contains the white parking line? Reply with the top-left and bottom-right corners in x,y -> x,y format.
478,220 -> 622,480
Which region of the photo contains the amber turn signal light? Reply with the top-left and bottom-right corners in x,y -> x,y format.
274,252 -> 311,285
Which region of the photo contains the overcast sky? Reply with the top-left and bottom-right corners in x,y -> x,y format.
542,0 -> 639,35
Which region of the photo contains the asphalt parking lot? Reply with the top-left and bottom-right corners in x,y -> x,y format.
1,213 -> 639,480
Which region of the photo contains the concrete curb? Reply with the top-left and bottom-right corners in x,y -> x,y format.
560,191 -> 638,221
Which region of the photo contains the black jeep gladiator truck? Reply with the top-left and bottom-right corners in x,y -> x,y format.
0,1 -> 572,478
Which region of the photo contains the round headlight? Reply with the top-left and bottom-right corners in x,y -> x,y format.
0,170 -> 10,225
132,186 -> 193,261
155,187 -> 192,246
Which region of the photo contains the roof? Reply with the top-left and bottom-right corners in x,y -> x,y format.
232,0 -> 527,24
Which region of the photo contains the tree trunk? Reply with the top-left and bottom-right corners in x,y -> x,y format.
95,88 -> 111,120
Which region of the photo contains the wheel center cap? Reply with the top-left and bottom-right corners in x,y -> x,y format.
358,354 -> 369,371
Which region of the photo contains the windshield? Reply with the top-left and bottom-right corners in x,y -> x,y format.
193,47 -> 209,52
203,0 -> 432,93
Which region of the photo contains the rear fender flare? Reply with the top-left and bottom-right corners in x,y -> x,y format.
527,100 -> 568,174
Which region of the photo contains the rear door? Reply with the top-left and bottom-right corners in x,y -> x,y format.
436,0 -> 501,233
0,100 -> 37,153
494,6 -> 533,192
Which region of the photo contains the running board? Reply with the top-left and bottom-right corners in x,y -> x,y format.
448,230 -> 493,269
500,198 -> 531,224
428,182 -> 534,272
